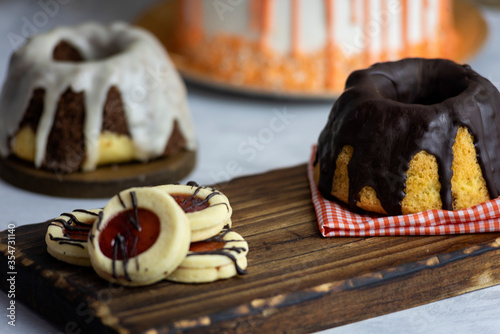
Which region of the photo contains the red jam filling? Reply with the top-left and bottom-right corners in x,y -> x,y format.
63,226 -> 92,242
172,194 -> 209,213
189,240 -> 226,252
99,208 -> 160,260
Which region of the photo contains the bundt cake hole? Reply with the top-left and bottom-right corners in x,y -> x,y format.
408,80 -> 468,106
376,62 -> 469,106
85,41 -> 127,61
52,39 -> 128,62
53,40 -> 84,62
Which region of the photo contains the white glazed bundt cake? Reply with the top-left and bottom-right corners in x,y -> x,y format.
0,22 -> 196,173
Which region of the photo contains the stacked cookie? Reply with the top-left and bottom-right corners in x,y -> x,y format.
45,183 -> 248,286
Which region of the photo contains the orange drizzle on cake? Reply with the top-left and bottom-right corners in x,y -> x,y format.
170,0 -> 459,93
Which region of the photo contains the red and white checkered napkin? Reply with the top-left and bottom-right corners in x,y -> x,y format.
308,147 -> 500,237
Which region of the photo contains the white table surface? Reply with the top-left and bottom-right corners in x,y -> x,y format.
1,1 -> 500,333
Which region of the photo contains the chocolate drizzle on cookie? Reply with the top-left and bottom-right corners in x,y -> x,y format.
107,190 -> 144,281
188,229 -> 248,276
48,209 -> 99,247
117,192 -> 127,209
178,182 -> 230,213
126,191 -> 141,231
95,210 -> 103,232
112,233 -> 131,281
73,209 -> 101,216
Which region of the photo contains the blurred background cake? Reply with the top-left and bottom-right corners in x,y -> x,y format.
140,0 -> 463,95
0,22 -> 196,173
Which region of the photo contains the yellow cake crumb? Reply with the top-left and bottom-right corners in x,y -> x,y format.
451,126 -> 490,210
11,128 -> 137,167
402,151 -> 442,214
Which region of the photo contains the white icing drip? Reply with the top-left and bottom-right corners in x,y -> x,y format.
0,22 -> 196,171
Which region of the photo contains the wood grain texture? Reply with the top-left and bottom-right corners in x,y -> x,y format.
1,164 -> 500,333
0,150 -> 196,198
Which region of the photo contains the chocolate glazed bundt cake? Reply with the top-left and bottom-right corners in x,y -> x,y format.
0,22 -> 196,173
314,58 -> 500,216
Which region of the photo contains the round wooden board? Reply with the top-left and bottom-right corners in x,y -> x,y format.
0,150 -> 196,198
136,0 -> 488,100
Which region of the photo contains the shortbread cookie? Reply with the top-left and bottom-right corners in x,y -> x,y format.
155,182 -> 232,242
166,229 -> 248,283
88,187 -> 191,286
45,209 -> 101,266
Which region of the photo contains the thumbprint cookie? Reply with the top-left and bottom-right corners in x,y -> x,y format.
156,182 -> 232,242
45,208 -> 101,266
88,187 -> 191,286
166,229 -> 248,283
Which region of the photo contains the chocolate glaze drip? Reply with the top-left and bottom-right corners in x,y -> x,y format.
188,229 -> 248,276
316,58 -> 500,215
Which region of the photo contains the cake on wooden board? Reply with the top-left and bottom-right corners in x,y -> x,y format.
0,22 -> 196,174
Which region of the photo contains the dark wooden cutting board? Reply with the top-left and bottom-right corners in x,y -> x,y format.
1,164 -> 500,333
